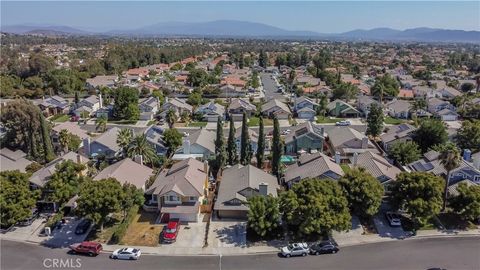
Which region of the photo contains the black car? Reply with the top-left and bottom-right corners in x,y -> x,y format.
75,219 -> 92,235
309,241 -> 339,255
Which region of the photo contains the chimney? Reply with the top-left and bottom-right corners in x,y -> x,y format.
335,151 -> 341,164
83,137 -> 91,156
259,182 -> 268,196
134,154 -> 143,166
352,152 -> 358,167
76,154 -> 83,164
361,137 -> 369,149
98,93 -> 103,109
183,138 -> 191,154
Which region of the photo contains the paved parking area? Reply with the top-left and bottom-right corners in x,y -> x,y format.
332,215 -> 364,242
166,222 -> 206,248
41,217 -> 91,248
0,217 -> 46,242
208,220 -> 246,248
373,213 -> 409,239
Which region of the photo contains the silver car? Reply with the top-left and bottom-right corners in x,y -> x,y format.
281,243 -> 309,258
110,247 -> 141,260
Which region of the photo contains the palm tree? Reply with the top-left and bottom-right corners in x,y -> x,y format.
180,111 -> 191,125
166,109 -> 177,128
127,134 -> 158,167
410,98 -> 427,126
117,128 -> 133,157
439,146 -> 461,212
58,129 -> 70,153
95,115 -> 108,133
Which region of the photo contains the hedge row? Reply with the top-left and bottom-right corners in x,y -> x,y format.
109,205 -> 139,244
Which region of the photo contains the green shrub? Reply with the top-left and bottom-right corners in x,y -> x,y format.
109,205 -> 138,244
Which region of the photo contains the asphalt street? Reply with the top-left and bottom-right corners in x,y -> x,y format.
2,237 -> 479,270
260,72 -> 285,101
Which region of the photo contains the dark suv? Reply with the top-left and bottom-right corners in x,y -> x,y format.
309,241 -> 339,255
75,219 -> 92,235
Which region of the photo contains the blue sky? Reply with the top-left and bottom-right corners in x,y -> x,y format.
1,1 -> 479,33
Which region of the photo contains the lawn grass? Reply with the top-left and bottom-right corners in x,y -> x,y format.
86,213 -> 122,244
121,211 -> 163,246
147,120 -> 157,126
400,216 -> 440,232
340,164 -> 351,173
316,117 -> 342,124
50,114 -> 70,122
108,119 -> 137,125
188,121 -> 208,127
248,117 -> 273,127
384,117 -> 406,125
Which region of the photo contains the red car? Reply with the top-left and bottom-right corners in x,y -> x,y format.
162,219 -> 180,243
69,241 -> 103,256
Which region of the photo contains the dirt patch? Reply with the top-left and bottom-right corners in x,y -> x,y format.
121,211 -> 163,246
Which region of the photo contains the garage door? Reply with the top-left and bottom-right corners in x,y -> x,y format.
170,213 -> 198,222
218,210 -> 248,220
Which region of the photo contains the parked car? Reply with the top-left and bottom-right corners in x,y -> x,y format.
17,208 -> 39,226
110,247 -> 141,260
281,129 -> 291,135
281,243 -> 309,258
162,219 -> 180,243
309,241 -> 339,255
335,120 -> 351,126
69,241 -> 103,257
75,219 -> 92,235
385,212 -> 402,227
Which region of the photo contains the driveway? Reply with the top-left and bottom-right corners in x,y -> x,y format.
0,216 -> 46,242
208,220 -> 246,248
373,213 -> 409,239
41,217 -> 91,248
166,221 -> 206,248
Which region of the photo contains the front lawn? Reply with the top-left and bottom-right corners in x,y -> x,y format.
316,117 -> 342,124
121,211 -> 163,246
384,117 -> 406,125
340,164 -> 351,173
400,216 -> 440,232
248,117 -> 273,127
108,119 -> 137,125
50,114 -> 70,122
86,213 -> 123,244
188,121 -> 208,127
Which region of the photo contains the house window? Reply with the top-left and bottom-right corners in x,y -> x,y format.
474,176 -> 480,182
166,195 -> 179,202
189,196 -> 197,202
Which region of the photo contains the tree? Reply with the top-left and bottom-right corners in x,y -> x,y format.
39,113 -> 55,163
439,145 -> 461,212
113,86 -> 139,120
366,103 -> 384,138
339,168 -> 384,218
279,179 -> 351,236
449,183 -> 480,221
166,109 -> 177,129
44,160 -> 86,206
455,120 -> 480,152
117,128 -> 133,157
250,70 -> 260,89
120,183 -> 145,219
28,53 -> 55,75
240,112 -> 252,165
180,111 -> 191,125
371,74 -> 400,102
226,117 -> 238,165
213,117 -> 226,178
460,82 -> 475,93
332,82 -> 359,101
390,172 -> 444,227
258,50 -> 267,68
247,195 -> 280,238
388,141 -> 421,165
74,91 -> 80,105
95,115 -> 108,133
412,119 -> 448,153
187,91 -> 203,107
271,117 -> 283,177
127,135 -> 158,167
163,128 -> 183,157
316,94 -> 328,118
76,178 -> 124,231
0,171 -> 40,228
186,68 -> 208,87
58,129 -> 71,153
256,116 -> 265,168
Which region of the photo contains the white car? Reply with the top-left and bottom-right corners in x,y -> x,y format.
282,129 -> 291,135
385,212 -> 402,227
335,120 -> 351,126
281,243 -> 309,258
110,247 -> 141,260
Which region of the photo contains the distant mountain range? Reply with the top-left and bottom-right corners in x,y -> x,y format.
2,20 -> 479,43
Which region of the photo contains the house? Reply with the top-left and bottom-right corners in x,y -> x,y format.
350,152 -> 401,188
86,75 -> 117,89
218,84 -> 246,98
427,97 -> 455,114
386,99 -> 411,119
439,87 -> 462,99
283,152 -> 344,188
144,125 -> 167,155
408,150 -> 480,185
51,122 -> 90,151
29,152 -> 88,188
0,148 -> 32,173
294,97 -> 318,120
139,97 -> 160,121
73,95 -> 102,117
220,76 -> 246,88
227,98 -> 256,121
195,101 -> 225,122
214,164 -> 279,219
436,108 -> 459,121
144,158 -> 208,222
326,100 -> 360,118
160,98 -> 192,118
261,99 -> 291,120
357,95 -> 379,116
174,129 -> 215,160
380,124 -> 416,151
83,127 -> 121,158
326,127 -> 379,161
284,122 -> 324,155
94,158 -> 153,190
398,89 -> 414,99
38,96 -> 70,116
